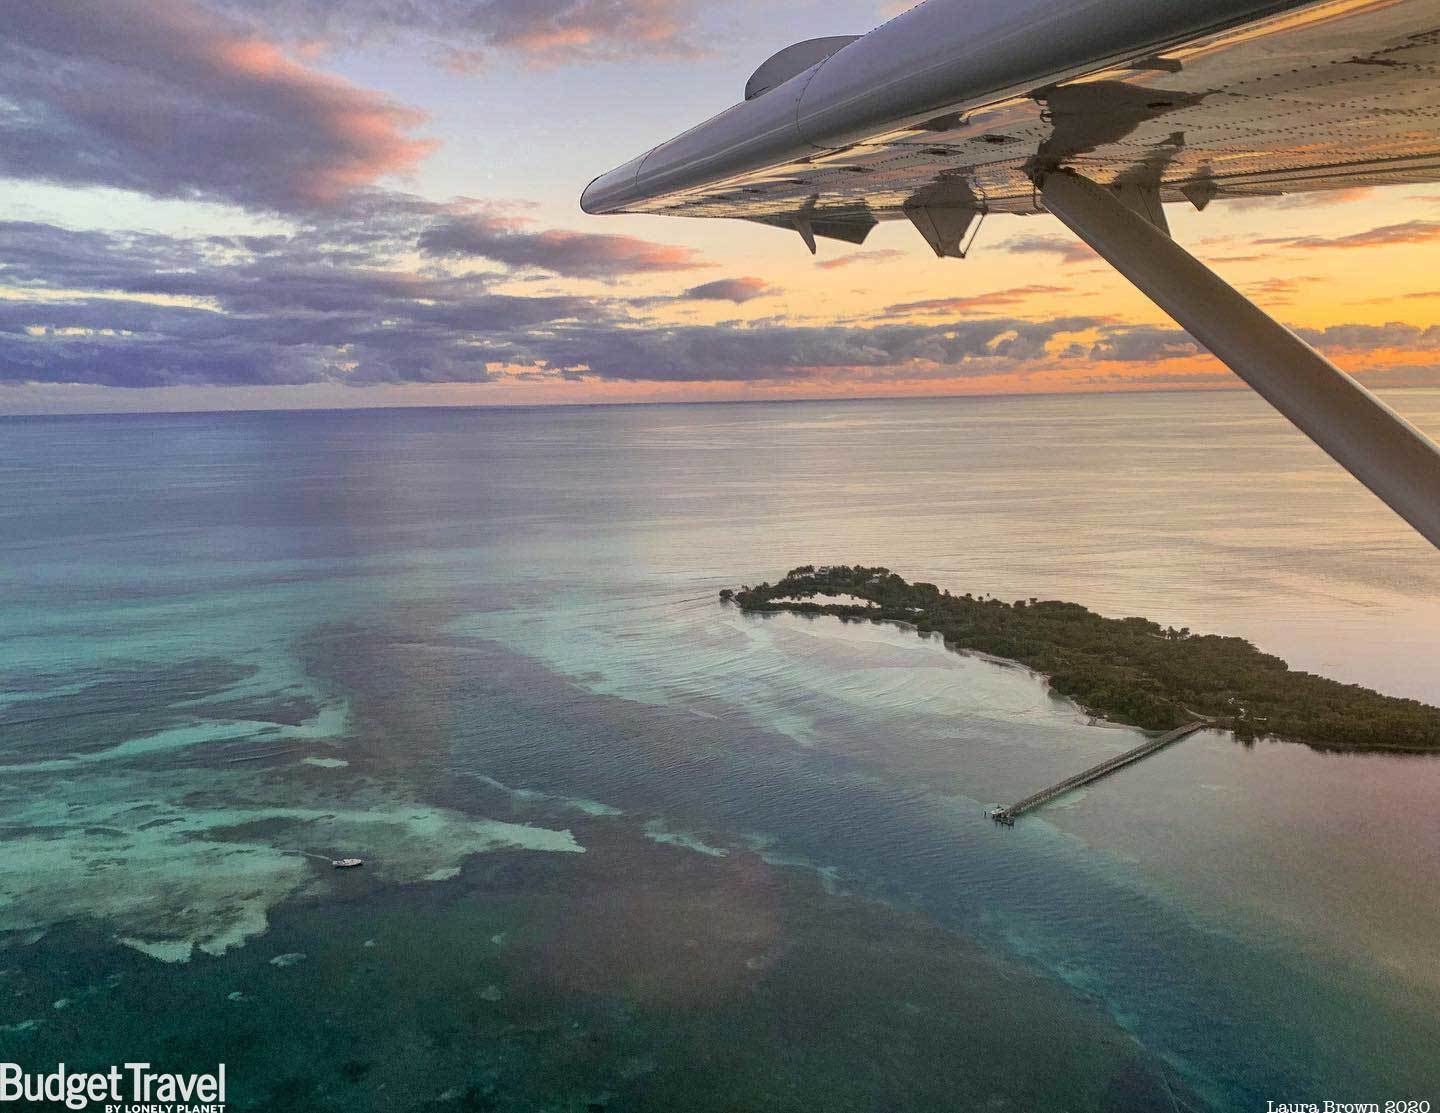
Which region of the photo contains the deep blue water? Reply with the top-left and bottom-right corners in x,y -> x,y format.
2,393 -> 1438,1111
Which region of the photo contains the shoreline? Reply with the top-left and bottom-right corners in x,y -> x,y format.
725,567 -> 1440,755
749,604 -> 1440,754
748,606 -> 1176,738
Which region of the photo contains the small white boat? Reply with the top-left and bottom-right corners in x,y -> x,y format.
331,857 -> 364,869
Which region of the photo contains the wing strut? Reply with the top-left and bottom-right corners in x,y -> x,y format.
1038,170 -> 1440,550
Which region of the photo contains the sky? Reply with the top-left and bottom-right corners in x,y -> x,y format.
2,0 -> 1440,415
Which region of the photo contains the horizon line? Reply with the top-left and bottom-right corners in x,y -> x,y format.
8,380 -> 1438,421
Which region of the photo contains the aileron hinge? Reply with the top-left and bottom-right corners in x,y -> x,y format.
904,204 -> 986,259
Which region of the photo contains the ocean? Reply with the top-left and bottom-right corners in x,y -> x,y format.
2,389 -> 1438,1111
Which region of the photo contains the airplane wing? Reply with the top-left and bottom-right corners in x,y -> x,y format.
582,0 -> 1440,252
581,0 -> 1440,552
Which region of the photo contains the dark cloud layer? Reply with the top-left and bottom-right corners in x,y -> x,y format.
1087,326 -> 1200,363
1082,321 -> 1440,365
0,215 -> 600,387
1298,322 -> 1440,351
459,317 -> 1102,382
8,206 -> 1438,391
996,234 -> 1095,264
0,215 -> 1117,388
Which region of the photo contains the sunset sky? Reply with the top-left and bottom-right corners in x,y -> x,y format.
3,0 -> 1440,414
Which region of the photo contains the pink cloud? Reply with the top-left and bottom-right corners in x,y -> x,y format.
420,212 -> 707,278
682,277 -> 774,303
214,0 -> 702,66
1258,220 -> 1440,252
0,0 -> 435,210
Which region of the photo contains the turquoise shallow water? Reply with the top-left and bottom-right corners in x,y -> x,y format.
1,392 -> 1439,1110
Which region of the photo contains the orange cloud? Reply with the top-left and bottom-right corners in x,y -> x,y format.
1240,276 -> 1319,305
880,285 -> 1069,317
815,250 -> 905,270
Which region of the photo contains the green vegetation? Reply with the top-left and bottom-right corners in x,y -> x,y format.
727,565 -> 1440,752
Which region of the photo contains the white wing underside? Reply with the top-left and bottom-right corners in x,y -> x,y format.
582,0 -> 1440,239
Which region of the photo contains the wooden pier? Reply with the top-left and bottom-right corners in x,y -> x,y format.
990,720 -> 1208,825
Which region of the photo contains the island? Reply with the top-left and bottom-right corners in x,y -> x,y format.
723,565 -> 1440,752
